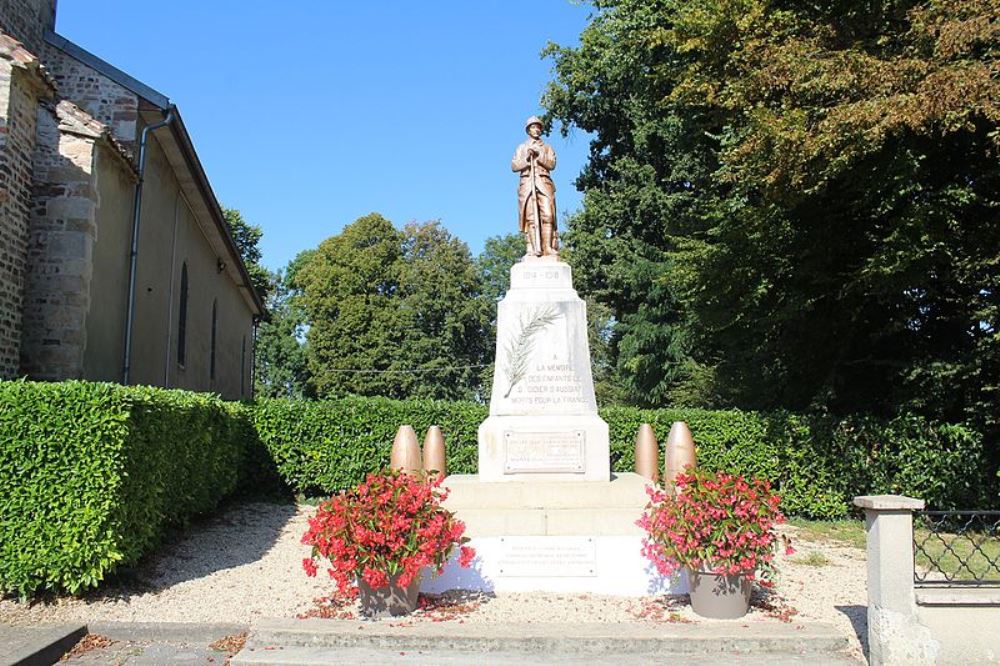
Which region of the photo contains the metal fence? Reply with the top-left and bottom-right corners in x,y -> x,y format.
913,510 -> 1000,586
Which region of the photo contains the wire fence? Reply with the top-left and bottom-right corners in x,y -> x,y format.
913,510 -> 1000,586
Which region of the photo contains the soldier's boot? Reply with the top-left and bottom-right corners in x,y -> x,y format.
541,223 -> 557,256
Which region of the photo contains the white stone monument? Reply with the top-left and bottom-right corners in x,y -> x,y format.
477,256 -> 610,482
421,118 -> 682,595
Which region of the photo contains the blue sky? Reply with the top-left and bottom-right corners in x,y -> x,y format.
56,1 -> 595,272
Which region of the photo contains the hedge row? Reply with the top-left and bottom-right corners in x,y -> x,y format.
0,380 -> 255,597
2,382 -> 992,596
253,397 -> 992,518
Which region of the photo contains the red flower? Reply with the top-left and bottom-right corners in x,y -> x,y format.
302,557 -> 318,577
638,469 -> 789,584
300,468 -> 474,598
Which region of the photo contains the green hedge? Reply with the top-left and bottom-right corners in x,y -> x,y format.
254,397 -> 992,518
2,380 -> 991,597
0,380 -> 251,597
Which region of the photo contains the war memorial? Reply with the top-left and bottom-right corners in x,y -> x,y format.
421,117 -> 677,596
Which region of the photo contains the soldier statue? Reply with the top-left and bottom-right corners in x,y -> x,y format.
512,116 -> 558,257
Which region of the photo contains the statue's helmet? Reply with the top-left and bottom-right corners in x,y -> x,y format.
524,115 -> 544,132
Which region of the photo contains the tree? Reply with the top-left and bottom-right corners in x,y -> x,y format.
223,207 -> 271,303
544,0 -> 1000,428
254,259 -> 310,399
296,214 -> 489,400
476,233 -> 525,304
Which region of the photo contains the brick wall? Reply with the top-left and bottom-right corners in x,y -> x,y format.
0,0 -> 56,56
0,60 -> 42,378
41,46 -> 139,151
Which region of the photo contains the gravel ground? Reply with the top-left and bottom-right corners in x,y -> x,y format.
0,502 -> 869,660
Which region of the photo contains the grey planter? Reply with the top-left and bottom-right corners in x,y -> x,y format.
357,573 -> 421,618
688,569 -> 752,619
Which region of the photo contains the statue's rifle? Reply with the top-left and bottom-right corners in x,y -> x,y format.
529,149 -> 543,256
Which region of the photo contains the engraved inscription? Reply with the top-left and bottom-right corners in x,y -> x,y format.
507,362 -> 590,407
498,537 -> 597,577
504,430 -> 585,473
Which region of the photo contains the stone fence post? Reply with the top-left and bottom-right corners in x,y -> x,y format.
853,495 -> 939,665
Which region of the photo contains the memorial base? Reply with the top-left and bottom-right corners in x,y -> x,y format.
421,535 -> 684,596
477,414 -> 610,482
420,473 -> 687,596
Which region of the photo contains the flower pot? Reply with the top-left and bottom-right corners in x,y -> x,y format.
357,573 -> 421,618
687,570 -> 752,619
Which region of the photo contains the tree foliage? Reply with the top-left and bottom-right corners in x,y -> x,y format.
544,0 -> 1000,429
296,214 -> 490,400
253,263 -> 310,399
476,233 -> 526,305
223,207 -> 271,303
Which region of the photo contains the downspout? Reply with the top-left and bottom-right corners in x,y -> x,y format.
122,108 -> 174,385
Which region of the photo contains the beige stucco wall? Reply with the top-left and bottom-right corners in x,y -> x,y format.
81,142 -> 134,381
126,135 -> 254,399
917,605 -> 1000,663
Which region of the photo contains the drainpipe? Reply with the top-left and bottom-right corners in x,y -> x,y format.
123,109 -> 174,385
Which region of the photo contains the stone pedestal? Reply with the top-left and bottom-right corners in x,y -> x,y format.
421,473 -> 683,596
421,257 -> 671,596
478,257 -> 610,482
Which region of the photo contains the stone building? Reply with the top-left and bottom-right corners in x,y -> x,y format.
0,1 -> 264,399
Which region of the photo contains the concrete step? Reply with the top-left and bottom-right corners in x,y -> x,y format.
0,622 -> 86,666
456,507 -> 644,536
241,618 -> 851,657
442,473 -> 651,511
233,644 -> 861,665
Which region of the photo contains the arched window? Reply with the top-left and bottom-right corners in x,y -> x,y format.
177,262 -> 188,366
210,299 -> 218,381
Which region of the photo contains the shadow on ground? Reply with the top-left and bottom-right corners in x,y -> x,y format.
836,603 -> 868,661
83,499 -> 299,603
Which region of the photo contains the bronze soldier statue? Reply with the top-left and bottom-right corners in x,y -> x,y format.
512,116 -> 558,257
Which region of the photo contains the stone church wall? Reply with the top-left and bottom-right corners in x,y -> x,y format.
0,0 -> 56,56
41,45 -> 139,152
19,104 -> 100,379
0,59 -> 42,378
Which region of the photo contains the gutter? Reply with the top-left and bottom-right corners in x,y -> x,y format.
122,109 -> 174,385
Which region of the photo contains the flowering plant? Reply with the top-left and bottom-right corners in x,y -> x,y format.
637,468 -> 792,584
301,469 -> 475,597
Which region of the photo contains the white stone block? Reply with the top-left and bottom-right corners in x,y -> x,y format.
421,535 -> 686,597
479,257 -> 611,481
478,414 -> 610,482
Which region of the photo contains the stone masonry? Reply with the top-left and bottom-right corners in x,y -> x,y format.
0,35 -> 53,378
41,46 -> 139,151
19,101 -> 102,379
0,0 -> 56,57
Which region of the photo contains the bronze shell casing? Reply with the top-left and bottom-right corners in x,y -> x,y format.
422,425 -> 447,482
634,423 -> 659,482
390,425 -> 422,474
664,421 -> 697,489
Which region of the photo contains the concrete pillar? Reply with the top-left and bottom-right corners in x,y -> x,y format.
853,495 -> 939,665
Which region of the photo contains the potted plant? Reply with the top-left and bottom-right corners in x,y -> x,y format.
302,469 -> 476,618
637,468 -> 792,619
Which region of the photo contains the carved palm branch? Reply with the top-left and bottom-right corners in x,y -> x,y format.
502,305 -> 562,398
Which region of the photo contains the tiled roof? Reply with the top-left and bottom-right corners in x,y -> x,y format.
52,99 -> 138,176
